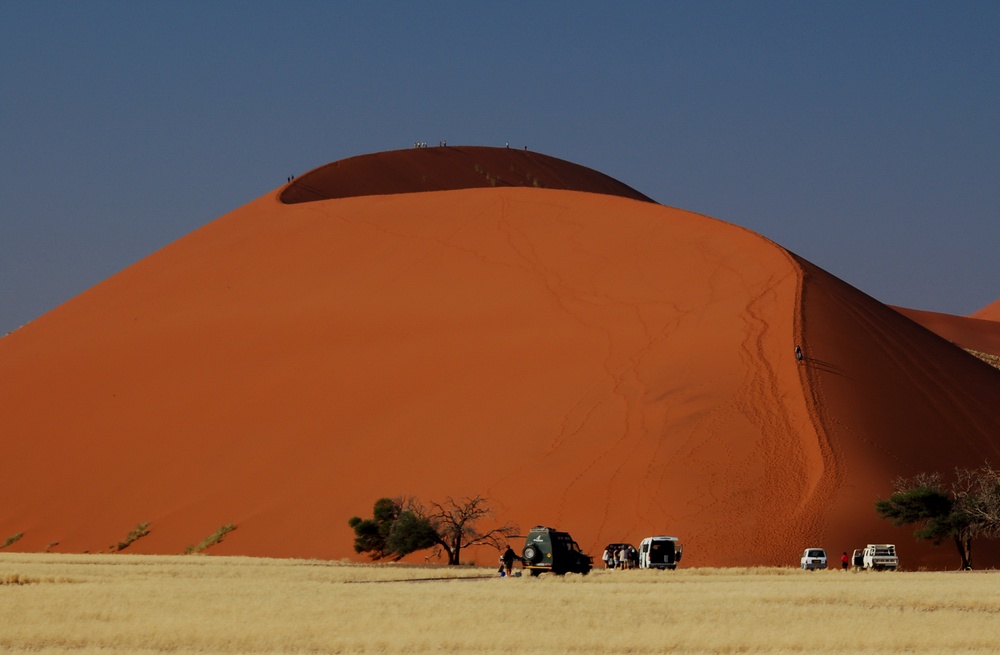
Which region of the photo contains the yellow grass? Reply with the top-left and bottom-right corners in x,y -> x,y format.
2,554 -> 999,654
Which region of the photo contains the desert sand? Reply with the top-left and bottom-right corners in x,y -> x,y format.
2,147 -> 999,569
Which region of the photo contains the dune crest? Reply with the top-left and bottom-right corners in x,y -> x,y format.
2,149 -> 998,569
280,146 -> 654,204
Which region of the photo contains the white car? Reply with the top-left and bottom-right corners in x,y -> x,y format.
800,548 -> 827,570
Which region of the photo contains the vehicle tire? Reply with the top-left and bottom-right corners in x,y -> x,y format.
529,568 -> 542,577
523,545 -> 540,564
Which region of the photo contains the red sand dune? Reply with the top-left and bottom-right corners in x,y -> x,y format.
2,148 -> 999,569
892,306 -> 1000,358
972,299 -> 1000,322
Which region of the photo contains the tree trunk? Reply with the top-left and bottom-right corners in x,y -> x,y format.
435,537 -> 454,566
953,533 -> 973,570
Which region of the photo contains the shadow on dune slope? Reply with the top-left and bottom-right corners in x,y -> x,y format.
280,146 -> 655,204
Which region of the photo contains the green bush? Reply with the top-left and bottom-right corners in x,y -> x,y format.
184,524 -> 236,554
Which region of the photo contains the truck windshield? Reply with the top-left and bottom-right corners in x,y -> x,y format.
553,533 -> 581,552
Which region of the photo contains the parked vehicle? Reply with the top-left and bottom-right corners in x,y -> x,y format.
638,536 -> 683,570
521,526 -> 593,576
851,549 -> 864,568
862,544 -> 898,570
800,548 -> 827,570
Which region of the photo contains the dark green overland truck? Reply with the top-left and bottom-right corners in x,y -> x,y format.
520,526 -> 593,576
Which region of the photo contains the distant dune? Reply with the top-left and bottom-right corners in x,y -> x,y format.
892,306 -> 1000,359
972,299 -> 1000,322
2,148 -> 998,569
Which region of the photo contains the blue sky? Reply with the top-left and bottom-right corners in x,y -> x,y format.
2,1 -> 998,334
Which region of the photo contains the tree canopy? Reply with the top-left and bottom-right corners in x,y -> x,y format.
348,497 -> 438,561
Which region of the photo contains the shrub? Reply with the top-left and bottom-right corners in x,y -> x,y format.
115,522 -> 151,551
1,533 -> 23,549
184,524 -> 236,554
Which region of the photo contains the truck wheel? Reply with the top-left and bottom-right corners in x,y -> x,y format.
529,568 -> 542,577
523,545 -> 540,564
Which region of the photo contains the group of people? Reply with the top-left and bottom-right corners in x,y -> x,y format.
602,545 -> 638,570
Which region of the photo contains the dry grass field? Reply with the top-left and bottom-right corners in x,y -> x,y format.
2,553 -> 999,654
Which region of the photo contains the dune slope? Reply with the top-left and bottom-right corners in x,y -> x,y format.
2,150 -> 998,569
794,261 -> 1000,566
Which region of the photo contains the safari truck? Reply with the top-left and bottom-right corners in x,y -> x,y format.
638,536 -> 683,570
862,544 -> 898,570
521,526 -> 593,576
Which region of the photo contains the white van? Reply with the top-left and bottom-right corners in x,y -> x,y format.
638,536 -> 683,570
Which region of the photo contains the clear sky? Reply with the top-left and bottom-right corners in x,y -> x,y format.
2,1 -> 998,335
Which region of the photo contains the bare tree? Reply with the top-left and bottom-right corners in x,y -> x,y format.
428,495 -> 519,565
953,465 -> 1000,537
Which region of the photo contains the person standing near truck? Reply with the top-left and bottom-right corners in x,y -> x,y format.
501,545 -> 518,578
841,552 -> 849,570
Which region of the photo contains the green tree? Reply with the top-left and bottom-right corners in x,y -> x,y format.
348,496 -> 439,561
875,466 -> 1000,570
